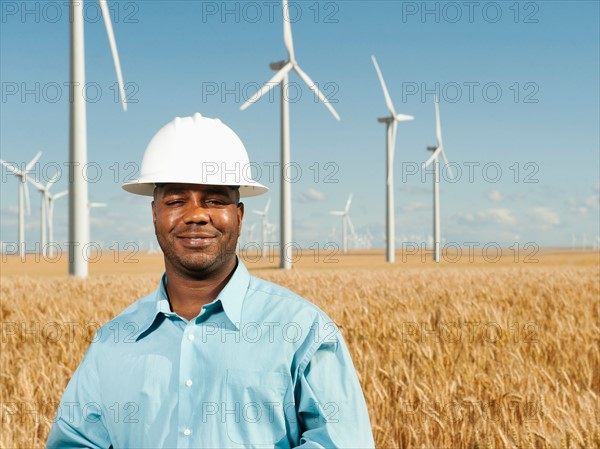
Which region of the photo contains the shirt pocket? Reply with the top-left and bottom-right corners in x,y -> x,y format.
225,368 -> 290,446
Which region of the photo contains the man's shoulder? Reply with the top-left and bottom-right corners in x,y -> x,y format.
247,274 -> 312,305
246,274 -> 332,323
93,287 -> 158,343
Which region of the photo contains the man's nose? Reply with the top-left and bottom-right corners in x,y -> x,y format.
182,201 -> 210,224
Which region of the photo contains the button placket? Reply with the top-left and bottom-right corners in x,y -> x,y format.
179,325 -> 197,446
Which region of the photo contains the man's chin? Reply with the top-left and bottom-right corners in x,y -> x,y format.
176,253 -> 235,277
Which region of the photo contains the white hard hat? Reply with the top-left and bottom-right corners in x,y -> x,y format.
122,113 -> 268,197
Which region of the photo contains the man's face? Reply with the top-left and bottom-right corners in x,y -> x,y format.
152,183 -> 244,279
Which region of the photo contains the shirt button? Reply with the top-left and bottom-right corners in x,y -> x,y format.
187,334 -> 195,341
184,428 -> 191,436
185,379 -> 193,387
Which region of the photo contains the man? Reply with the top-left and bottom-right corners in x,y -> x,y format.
47,113 -> 375,448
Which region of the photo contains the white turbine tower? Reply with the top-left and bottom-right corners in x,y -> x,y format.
69,0 -> 128,277
371,55 -> 414,263
423,96 -> 454,263
330,194 -> 355,253
148,240 -> 160,255
253,198 -> 272,258
1,152 -> 42,257
246,223 -> 257,245
240,0 -> 340,269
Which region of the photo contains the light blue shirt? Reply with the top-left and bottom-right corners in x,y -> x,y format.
47,260 -> 375,448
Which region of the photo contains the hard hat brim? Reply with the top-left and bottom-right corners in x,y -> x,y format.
122,180 -> 269,198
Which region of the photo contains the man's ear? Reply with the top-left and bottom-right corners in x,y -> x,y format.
151,201 -> 157,231
237,202 -> 244,234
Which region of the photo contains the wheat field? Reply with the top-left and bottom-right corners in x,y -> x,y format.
1,250 -> 599,448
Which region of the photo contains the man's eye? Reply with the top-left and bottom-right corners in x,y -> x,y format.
166,199 -> 184,205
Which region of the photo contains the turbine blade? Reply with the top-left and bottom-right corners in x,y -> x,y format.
330,211 -> 344,216
395,113 -> 415,122
89,202 -> 107,208
252,210 -> 265,216
345,193 -> 353,213
423,146 -> 442,168
435,95 -> 443,148
25,151 -> 42,172
27,177 -> 45,192
99,0 -> 127,111
240,62 -> 294,110
346,215 -> 355,236
282,0 -> 295,62
371,55 -> 396,116
264,198 -> 271,214
293,64 -> 340,121
46,173 -> 59,191
23,178 -> 31,215
53,191 -> 68,200
1,160 -> 23,176
440,148 -> 454,179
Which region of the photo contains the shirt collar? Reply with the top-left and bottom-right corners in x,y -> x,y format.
133,258 -> 250,340
213,258 -> 250,330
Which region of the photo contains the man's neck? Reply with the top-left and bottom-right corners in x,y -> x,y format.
164,259 -> 237,321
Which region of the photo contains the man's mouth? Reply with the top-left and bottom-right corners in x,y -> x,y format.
177,233 -> 217,247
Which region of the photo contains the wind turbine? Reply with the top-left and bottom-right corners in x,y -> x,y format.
69,0 -> 128,277
328,225 -> 338,243
330,194 -> 355,253
240,0 -> 340,269
371,55 -> 414,263
253,198 -> 272,257
1,152 -> 42,257
148,240 -> 161,255
29,174 -> 65,256
423,96 -> 454,263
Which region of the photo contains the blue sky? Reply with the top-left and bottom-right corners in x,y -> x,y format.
1,0 -> 599,253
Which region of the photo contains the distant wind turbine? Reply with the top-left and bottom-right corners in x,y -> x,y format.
240,0 -> 340,269
253,198 -> 272,257
371,55 -> 414,263
69,0 -> 128,277
148,240 -> 160,255
246,222 -> 257,245
29,174 -> 66,257
1,152 -> 42,257
328,225 -> 338,243
423,96 -> 454,263
330,194 -> 355,253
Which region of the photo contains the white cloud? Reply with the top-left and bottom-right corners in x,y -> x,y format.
584,195 -> 599,209
297,188 -> 326,203
485,208 -> 517,225
487,190 -> 504,202
531,207 -> 560,228
456,208 -> 517,225
566,194 -> 598,214
402,202 -> 427,212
